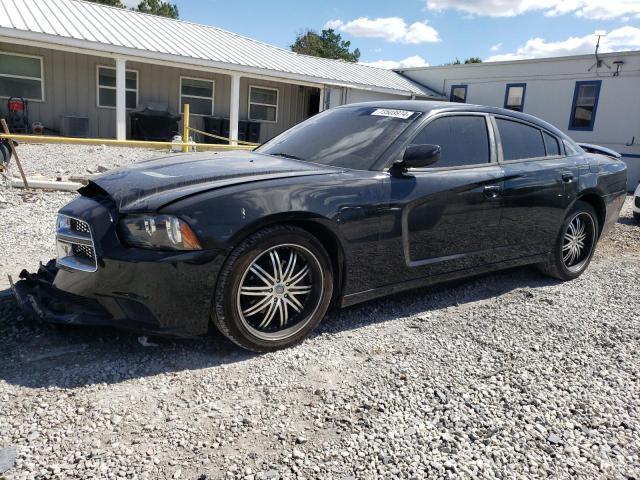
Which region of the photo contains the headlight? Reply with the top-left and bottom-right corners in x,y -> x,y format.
119,214 -> 202,251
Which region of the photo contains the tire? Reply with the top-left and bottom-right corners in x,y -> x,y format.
634,211 -> 640,223
213,225 -> 333,352
537,200 -> 599,281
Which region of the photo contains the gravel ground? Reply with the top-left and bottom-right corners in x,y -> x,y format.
1,145 -> 639,480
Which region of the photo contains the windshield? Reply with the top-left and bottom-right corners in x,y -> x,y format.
256,106 -> 421,170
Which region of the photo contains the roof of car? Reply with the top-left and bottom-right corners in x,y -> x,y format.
339,100 -> 569,139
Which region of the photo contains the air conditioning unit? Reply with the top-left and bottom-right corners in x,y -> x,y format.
61,115 -> 89,138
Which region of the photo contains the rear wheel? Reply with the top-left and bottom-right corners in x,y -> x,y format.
634,211 -> 640,223
538,201 -> 598,281
213,226 -> 333,352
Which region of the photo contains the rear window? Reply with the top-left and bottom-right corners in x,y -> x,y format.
496,118 -> 545,161
563,139 -> 583,156
411,115 -> 490,168
543,131 -> 561,156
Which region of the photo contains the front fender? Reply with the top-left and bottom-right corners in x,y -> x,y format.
160,172 -> 386,296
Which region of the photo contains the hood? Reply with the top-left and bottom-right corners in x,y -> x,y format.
85,150 -> 342,212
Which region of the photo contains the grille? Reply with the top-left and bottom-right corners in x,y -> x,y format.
70,218 -> 91,234
56,215 -> 97,272
72,244 -> 96,261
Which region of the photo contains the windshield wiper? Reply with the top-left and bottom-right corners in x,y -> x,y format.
269,152 -> 306,161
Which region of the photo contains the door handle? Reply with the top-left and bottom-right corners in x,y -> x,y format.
483,184 -> 502,198
561,172 -> 574,183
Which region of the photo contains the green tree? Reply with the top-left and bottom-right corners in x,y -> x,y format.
135,0 -> 179,18
291,29 -> 360,63
445,57 -> 482,65
86,0 -> 125,6
84,0 -> 179,18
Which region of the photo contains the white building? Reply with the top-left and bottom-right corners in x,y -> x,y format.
398,51 -> 640,191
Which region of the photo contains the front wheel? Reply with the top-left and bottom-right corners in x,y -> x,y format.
213,225 -> 333,352
538,201 -> 599,281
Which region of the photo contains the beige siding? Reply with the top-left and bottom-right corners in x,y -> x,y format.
240,77 -> 311,143
130,60 -> 232,142
0,42 -> 112,137
0,43 -> 318,142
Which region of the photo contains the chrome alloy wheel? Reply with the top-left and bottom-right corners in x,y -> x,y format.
562,212 -> 595,272
236,244 -> 323,341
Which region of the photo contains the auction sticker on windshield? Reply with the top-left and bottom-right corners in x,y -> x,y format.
371,108 -> 416,119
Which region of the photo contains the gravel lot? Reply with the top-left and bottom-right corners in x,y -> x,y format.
1,145 -> 639,480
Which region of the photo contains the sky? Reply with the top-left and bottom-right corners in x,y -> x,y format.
131,0 -> 640,69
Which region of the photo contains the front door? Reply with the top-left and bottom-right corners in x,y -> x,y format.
377,113 -> 505,286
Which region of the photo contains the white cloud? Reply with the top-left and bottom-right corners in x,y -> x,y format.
486,26 -> 640,61
323,17 -> 440,44
425,0 -> 640,20
490,42 -> 503,51
324,19 -> 344,30
361,55 -> 430,69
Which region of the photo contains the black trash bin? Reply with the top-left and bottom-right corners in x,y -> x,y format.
130,106 -> 181,141
203,117 -> 260,144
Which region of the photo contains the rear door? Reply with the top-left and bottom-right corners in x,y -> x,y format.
493,116 -> 576,259
377,113 -> 506,285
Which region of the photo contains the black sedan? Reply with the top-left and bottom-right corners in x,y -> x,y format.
13,101 -> 627,352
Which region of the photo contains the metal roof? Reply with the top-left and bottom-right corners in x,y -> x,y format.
0,0 -> 439,97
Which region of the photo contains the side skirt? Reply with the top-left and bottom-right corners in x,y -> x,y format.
340,253 -> 549,308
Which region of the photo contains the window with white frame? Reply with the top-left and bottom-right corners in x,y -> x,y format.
249,86 -> 278,122
0,52 -> 44,101
97,66 -> 138,109
180,77 -> 214,116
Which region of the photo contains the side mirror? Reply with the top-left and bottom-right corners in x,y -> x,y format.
393,144 -> 441,172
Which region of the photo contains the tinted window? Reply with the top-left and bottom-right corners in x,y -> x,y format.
496,118 -> 545,160
543,131 -> 561,156
563,139 -> 583,156
256,106 -> 419,170
411,115 -> 490,168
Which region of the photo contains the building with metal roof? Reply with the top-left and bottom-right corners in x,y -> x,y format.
0,0 -> 440,142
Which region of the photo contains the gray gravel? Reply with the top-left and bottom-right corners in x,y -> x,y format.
9,143 -> 161,178
1,145 -> 639,479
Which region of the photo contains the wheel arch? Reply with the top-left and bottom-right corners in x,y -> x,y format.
573,191 -> 606,237
224,212 -> 347,307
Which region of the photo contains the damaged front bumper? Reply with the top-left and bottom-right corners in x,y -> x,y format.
11,260 -> 120,328
10,258 -> 216,337
11,194 -> 224,337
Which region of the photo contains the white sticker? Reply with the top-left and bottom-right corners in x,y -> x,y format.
371,108 -> 415,119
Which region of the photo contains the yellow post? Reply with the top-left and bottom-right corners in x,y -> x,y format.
182,103 -> 190,153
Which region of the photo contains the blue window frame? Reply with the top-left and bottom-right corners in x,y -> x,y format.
449,84 -> 467,103
569,80 -> 602,131
504,83 -> 526,111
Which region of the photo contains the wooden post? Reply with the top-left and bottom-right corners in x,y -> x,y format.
1,118 -> 29,189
